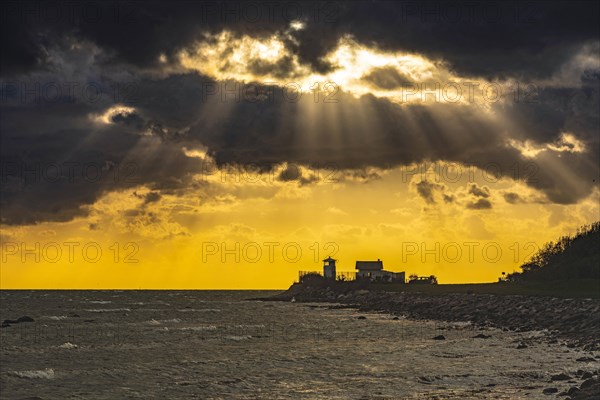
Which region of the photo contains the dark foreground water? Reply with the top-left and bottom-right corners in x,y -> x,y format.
1,291 -> 598,399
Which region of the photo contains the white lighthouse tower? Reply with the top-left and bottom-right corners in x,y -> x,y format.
323,256 -> 337,280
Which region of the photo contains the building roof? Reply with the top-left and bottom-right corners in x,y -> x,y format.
355,260 -> 383,270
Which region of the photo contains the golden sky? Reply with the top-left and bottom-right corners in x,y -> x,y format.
2,161 -> 598,288
1,22 -> 599,288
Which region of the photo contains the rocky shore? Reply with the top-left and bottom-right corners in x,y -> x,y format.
262,282 -> 600,399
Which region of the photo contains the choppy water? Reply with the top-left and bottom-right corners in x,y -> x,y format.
1,291 -> 598,399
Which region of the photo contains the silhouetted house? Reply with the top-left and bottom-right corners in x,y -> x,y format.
323,256 -> 337,279
355,259 -> 405,283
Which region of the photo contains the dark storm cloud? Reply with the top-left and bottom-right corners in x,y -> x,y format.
276,163 -> 321,185
3,1 -> 599,80
342,170 -> 383,183
0,91 -> 205,225
443,194 -> 455,204
1,0 -> 304,76
468,184 -> 490,198
466,198 -> 493,210
134,191 -> 162,205
362,67 -> 414,90
193,85 -> 598,201
466,184 -> 493,209
278,163 -> 302,181
319,1 -> 600,80
111,111 -> 145,130
503,192 -> 522,204
1,1 -> 599,225
1,70 -> 598,224
196,89 -> 512,169
415,180 -> 444,204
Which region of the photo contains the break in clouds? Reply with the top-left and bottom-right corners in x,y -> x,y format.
1,1 -> 599,225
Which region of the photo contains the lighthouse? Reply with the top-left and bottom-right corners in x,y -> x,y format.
322,256 -> 337,280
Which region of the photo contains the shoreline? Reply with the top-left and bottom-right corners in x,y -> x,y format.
261,282 -> 600,351
259,282 -> 600,398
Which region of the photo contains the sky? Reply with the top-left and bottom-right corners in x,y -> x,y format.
0,1 -> 599,289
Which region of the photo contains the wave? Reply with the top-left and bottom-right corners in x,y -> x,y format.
145,318 -> 181,325
224,335 -> 252,341
179,325 -> 218,331
8,368 -> 55,379
58,342 -> 78,349
230,324 -> 266,329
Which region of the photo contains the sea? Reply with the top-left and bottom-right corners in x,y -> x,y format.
1,290 -> 597,399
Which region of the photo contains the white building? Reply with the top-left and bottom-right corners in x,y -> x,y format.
355,259 -> 405,283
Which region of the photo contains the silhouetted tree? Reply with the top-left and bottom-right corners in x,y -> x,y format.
507,222 -> 600,282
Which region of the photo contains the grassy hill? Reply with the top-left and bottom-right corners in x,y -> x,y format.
507,221 -> 600,282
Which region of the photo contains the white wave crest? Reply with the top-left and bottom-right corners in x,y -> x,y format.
44,315 -> 68,321
58,342 -> 78,349
225,335 -> 252,341
9,368 -> 55,379
179,325 -> 217,331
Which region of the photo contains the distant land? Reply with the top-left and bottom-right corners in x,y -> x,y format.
286,221 -> 600,298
